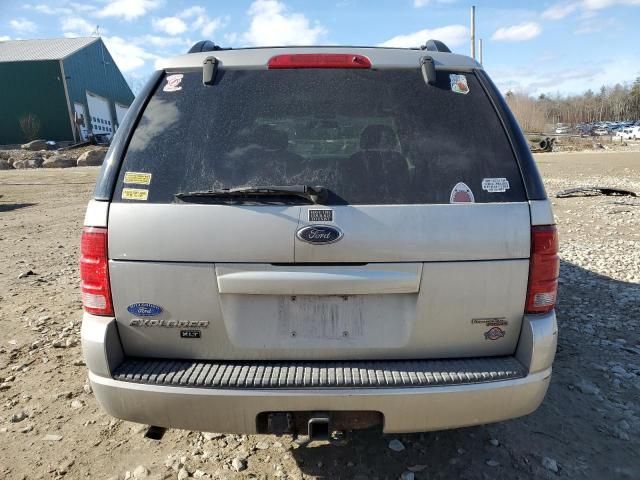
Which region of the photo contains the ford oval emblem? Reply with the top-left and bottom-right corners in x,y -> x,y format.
127,303 -> 163,316
296,225 -> 343,245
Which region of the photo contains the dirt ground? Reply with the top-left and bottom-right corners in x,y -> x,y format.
0,152 -> 638,479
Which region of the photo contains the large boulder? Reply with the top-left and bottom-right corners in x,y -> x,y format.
43,154 -> 76,168
0,151 -> 10,160
21,139 -> 47,151
0,159 -> 13,170
77,149 -> 106,167
13,157 -> 44,169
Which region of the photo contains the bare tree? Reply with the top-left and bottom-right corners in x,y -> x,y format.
505,92 -> 546,132
19,113 -> 41,141
506,77 -> 640,132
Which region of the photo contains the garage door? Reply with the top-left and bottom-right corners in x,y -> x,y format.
86,91 -> 114,138
115,103 -> 129,127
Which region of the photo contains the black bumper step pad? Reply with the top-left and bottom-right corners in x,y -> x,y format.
113,356 -> 527,389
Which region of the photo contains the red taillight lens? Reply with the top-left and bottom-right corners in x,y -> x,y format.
80,227 -> 113,316
525,225 -> 559,314
268,54 -> 372,69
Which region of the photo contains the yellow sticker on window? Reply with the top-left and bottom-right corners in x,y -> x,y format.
124,172 -> 152,185
122,188 -> 149,201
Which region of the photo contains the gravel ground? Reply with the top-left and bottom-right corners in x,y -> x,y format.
0,152 -> 638,479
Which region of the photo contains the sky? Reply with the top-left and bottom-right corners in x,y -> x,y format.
1,0 -> 640,96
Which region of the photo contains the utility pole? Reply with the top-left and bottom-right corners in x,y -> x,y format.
479,38 -> 483,65
470,6 -> 476,60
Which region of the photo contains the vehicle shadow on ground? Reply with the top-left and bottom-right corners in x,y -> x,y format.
0,202 -> 36,213
287,259 -> 639,479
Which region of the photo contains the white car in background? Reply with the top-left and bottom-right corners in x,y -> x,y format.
627,127 -> 640,140
619,127 -> 640,140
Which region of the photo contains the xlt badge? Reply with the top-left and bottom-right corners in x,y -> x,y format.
180,330 -> 201,339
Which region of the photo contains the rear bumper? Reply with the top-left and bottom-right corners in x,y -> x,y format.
82,311 -> 557,434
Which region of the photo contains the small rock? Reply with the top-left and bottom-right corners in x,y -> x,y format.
177,468 -> 189,480
255,440 -> 270,450
193,470 -> 207,479
618,419 -> 631,431
231,457 -> 247,472
21,139 -> 47,151
400,472 -> 415,480
73,358 -> 85,366
542,456 -> 559,473
58,460 -> 74,475
202,432 -> 224,441
83,384 -> 92,394
13,157 -> 44,169
70,399 -> 84,409
486,459 -> 500,467
43,434 -> 63,441
77,149 -> 106,166
11,411 -> 28,423
575,381 -> 600,395
0,159 -> 13,170
43,154 -> 76,168
388,439 -> 405,452
489,438 -> 500,447
133,465 -> 149,478
611,365 -> 627,376
56,391 -> 73,400
18,270 -> 35,279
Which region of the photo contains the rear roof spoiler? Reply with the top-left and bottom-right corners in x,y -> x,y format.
420,39 -> 451,53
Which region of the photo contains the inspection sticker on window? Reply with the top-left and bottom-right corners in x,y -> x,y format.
163,74 -> 183,92
124,172 -> 152,185
122,188 -> 149,201
450,74 -> 469,95
482,178 -> 510,193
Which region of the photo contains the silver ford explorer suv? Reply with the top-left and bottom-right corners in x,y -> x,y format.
81,40 -> 559,439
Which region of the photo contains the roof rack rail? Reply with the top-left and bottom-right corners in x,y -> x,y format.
420,39 -> 451,53
188,40 -> 223,54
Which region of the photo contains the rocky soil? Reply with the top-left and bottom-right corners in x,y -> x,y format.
0,146 -> 107,170
0,153 -> 638,479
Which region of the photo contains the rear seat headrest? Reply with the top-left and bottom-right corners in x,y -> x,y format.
360,124 -> 399,150
253,124 -> 289,151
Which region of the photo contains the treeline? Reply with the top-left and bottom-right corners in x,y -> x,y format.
505,77 -> 640,132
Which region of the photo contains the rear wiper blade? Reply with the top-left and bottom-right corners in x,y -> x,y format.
175,185 -> 328,204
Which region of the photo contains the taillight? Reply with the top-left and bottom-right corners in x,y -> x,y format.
80,227 -> 113,316
525,225 -> 559,314
268,54 -> 372,69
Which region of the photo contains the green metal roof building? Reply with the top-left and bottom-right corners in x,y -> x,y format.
0,37 -> 134,145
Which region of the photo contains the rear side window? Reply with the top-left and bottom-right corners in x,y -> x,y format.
114,69 -> 526,204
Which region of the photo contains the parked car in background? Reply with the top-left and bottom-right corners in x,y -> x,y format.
555,124 -> 571,134
593,127 -> 609,136
623,126 -> 640,139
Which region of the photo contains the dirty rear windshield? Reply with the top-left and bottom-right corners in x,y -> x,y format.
114,69 -> 526,204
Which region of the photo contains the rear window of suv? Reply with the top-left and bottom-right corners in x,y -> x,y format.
114,68 -> 526,204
